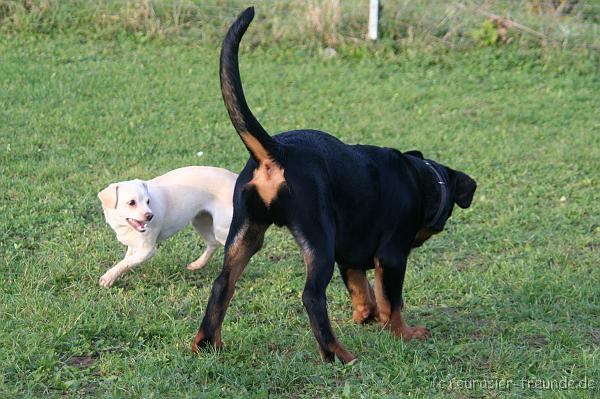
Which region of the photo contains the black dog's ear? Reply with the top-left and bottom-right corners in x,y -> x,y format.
405,150 -> 424,159
453,171 -> 477,209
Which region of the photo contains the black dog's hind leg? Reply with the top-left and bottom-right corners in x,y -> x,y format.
339,267 -> 378,324
294,229 -> 356,364
374,257 -> 430,340
192,212 -> 268,352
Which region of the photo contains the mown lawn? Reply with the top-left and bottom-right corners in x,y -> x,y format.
1,35 -> 599,398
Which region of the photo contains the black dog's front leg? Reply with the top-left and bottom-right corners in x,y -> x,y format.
375,256 -> 430,341
339,267 -> 379,324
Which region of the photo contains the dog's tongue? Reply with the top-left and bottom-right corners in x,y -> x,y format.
128,218 -> 146,232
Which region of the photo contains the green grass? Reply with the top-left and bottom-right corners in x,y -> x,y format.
1,34 -> 599,398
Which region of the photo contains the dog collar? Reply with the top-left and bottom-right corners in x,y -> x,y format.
423,161 -> 447,230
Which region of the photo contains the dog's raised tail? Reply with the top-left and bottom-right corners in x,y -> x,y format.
220,7 -> 278,163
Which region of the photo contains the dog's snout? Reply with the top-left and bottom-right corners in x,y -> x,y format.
145,212 -> 154,221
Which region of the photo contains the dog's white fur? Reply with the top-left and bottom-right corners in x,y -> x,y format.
98,166 -> 237,288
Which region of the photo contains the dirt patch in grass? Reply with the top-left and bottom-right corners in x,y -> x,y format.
64,356 -> 96,369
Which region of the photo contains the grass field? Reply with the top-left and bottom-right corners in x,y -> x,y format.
1,32 -> 599,398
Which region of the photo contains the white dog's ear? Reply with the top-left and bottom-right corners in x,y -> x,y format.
98,184 -> 119,209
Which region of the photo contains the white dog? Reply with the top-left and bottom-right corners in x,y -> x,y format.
97,166 -> 237,288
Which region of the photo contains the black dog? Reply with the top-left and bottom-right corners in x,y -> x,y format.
192,7 -> 476,364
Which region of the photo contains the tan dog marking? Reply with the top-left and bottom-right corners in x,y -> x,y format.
192,329 -> 223,353
345,269 -> 378,324
249,159 -> 286,206
236,133 -> 287,206
374,259 -> 430,340
389,309 -> 431,341
319,342 -> 356,365
240,132 -> 270,162
373,258 -> 391,325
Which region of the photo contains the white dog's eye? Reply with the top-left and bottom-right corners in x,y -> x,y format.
127,200 -> 136,206
146,199 -> 150,205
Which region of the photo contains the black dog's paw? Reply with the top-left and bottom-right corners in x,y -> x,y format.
317,345 -> 336,363
394,325 -> 431,341
191,330 -> 223,353
352,305 -> 378,324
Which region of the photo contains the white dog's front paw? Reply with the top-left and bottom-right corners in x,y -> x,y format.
187,260 -> 207,271
99,271 -> 118,288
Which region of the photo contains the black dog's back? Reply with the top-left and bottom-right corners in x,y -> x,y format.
239,124 -> 423,270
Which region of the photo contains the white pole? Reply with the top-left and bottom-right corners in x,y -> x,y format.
368,0 -> 379,40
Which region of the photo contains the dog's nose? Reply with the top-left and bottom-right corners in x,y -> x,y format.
145,212 -> 154,221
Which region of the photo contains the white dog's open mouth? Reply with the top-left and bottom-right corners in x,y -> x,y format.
127,218 -> 148,232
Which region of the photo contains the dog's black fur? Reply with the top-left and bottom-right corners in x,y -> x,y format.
192,7 -> 477,363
